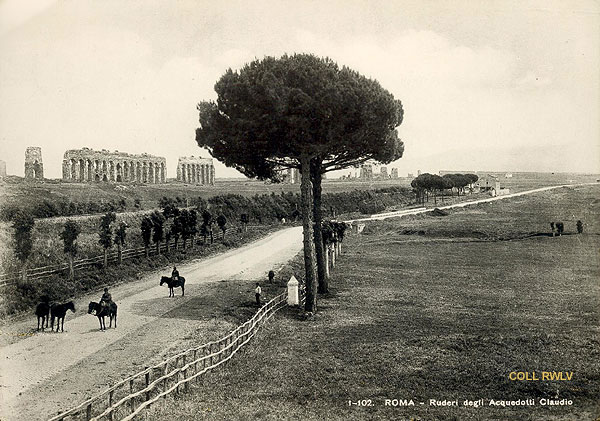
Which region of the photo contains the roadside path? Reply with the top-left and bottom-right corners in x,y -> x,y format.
347,183 -> 598,223
0,226 -> 302,420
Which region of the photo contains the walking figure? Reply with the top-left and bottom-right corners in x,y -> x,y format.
576,220 -> 583,234
255,283 -> 262,306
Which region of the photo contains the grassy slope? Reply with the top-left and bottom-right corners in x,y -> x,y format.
144,185 -> 599,421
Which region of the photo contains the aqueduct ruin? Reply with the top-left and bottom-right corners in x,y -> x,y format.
62,148 -> 167,183
176,156 -> 214,185
25,146 -> 44,180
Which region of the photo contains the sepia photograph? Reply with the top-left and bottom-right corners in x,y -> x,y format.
0,1 -> 598,420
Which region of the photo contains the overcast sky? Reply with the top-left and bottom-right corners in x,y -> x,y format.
0,0 -> 598,179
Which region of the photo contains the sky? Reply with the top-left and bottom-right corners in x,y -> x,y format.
0,0 -> 599,179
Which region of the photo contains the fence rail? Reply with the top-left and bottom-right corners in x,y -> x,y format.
48,291 -> 289,421
0,236 -> 216,287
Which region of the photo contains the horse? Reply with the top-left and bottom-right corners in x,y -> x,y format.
35,302 -> 50,331
50,301 -> 76,332
88,301 -> 118,331
160,276 -> 185,297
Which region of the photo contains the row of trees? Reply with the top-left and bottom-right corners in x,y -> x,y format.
411,173 -> 479,204
8,182 -> 412,282
196,53 -> 405,313
0,197 -> 130,222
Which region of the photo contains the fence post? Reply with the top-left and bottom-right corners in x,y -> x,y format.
183,355 -> 188,392
109,390 -> 114,421
86,403 -> 92,421
129,378 -> 134,413
145,368 -> 150,401
175,357 -> 181,394
193,349 -> 198,375
163,363 -> 168,395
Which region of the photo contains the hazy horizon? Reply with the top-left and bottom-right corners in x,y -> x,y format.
1,0 -> 598,179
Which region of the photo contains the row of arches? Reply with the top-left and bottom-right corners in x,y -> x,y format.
62,158 -> 166,183
177,163 -> 214,185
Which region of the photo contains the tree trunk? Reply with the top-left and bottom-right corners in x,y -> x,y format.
103,248 -> 108,268
300,155 -> 317,313
145,245 -> 149,258
183,238 -> 187,250
330,243 -> 336,268
21,262 -> 27,282
324,242 -> 330,278
311,163 -> 328,294
68,254 -> 74,279
155,241 -> 160,255
117,243 -> 122,264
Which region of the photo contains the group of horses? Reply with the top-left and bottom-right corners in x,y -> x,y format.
35,275 -> 184,333
35,299 -> 117,332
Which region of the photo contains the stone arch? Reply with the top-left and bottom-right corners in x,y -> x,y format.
148,161 -> 154,184
161,162 -> 166,183
136,161 -> 142,182
116,162 -> 122,182
70,159 -> 77,180
123,161 -> 129,181
109,161 -> 115,181
88,160 -> 94,182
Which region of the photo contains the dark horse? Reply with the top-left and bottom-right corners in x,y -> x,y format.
50,301 -> 76,332
160,276 -> 185,297
88,301 -> 118,331
35,302 -> 50,331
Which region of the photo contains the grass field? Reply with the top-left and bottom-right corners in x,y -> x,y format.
142,184 -> 599,421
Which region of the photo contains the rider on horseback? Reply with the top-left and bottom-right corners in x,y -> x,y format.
100,288 -> 112,310
171,266 -> 180,281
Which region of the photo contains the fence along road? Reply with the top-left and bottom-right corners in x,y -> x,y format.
0,226 -> 303,421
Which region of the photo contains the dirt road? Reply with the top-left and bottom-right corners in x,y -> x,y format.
0,226 -> 302,421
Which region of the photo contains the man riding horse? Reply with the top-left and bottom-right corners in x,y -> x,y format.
100,288 -> 112,310
171,266 -> 180,281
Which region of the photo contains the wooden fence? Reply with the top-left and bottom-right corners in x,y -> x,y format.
0,234 -> 225,287
47,291 -> 289,421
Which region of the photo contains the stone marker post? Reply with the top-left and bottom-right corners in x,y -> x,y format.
287,276 -> 299,306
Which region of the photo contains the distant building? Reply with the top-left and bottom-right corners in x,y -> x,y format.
64,148 -> 166,183
390,168 -> 399,178
417,169 -> 421,176
380,166 -> 388,179
281,168 -> 300,184
0,160 -> 6,177
360,163 -> 373,179
407,173 -> 414,178
25,147 -> 44,180
475,174 -> 501,196
177,156 -> 214,185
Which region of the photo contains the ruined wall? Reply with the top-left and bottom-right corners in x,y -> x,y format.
25,147 -> 44,180
176,156 -> 214,185
62,148 -> 166,183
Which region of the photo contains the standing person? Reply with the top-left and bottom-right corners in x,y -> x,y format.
171,266 -> 179,281
255,282 -> 262,306
576,220 -> 584,234
268,270 -> 275,283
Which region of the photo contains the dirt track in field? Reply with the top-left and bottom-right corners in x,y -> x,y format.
0,226 -> 302,421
